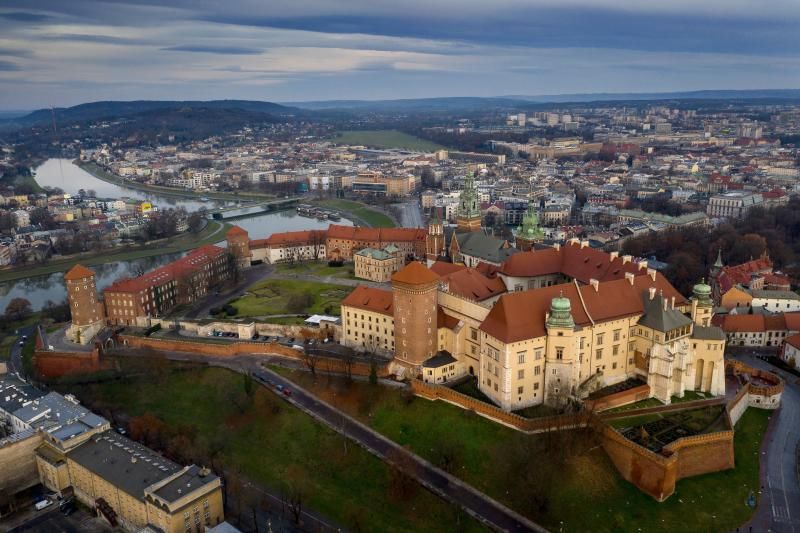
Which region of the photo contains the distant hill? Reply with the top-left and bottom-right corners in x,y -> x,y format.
291,89 -> 800,111
2,100 -> 299,128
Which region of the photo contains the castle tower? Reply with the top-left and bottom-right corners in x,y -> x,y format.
691,279 -> 714,327
226,226 -> 251,270
392,262 -> 440,375
65,264 -> 105,344
425,216 -> 445,265
456,171 -> 482,233
544,293 -> 577,406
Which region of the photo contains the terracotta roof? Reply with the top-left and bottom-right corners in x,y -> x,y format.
392,261 -> 440,286
64,264 -> 95,281
784,333 -> 800,350
341,286 -> 393,316
716,257 -> 773,293
784,312 -> 800,331
481,272 -> 685,344
264,229 -> 327,247
429,261 -> 466,277
721,314 -> 767,333
226,226 -> 248,237
499,242 -> 643,283
442,268 -> 507,302
327,224 -> 425,243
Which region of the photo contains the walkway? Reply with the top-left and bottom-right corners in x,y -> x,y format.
735,353 -> 800,532
112,348 -> 545,532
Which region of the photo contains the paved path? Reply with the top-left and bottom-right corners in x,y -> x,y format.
184,263 -> 273,318
113,348 -> 545,532
7,325 -> 34,379
395,200 -> 424,228
735,353 -> 800,532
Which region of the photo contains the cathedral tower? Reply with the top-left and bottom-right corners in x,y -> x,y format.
456,172 -> 482,233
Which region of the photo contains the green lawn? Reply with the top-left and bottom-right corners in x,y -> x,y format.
317,199 -> 395,228
0,220 -> 231,283
273,368 -> 771,532
228,279 -> 349,318
59,366 -> 485,533
334,130 -> 443,151
274,261 -> 357,280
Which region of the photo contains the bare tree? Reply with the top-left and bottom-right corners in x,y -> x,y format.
302,349 -> 318,377
309,230 -> 325,260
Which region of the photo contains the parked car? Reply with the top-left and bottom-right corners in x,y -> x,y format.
35,499 -> 52,511
276,384 -> 284,392
282,389 -> 292,397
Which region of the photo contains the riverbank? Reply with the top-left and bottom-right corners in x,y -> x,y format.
0,220 -> 231,283
313,198 -> 396,228
78,161 -> 277,202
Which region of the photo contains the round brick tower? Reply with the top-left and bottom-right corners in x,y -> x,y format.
391,261 -> 440,374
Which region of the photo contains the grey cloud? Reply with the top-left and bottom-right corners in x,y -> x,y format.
161,45 -> 263,55
0,60 -> 22,71
0,11 -> 50,22
42,33 -> 149,46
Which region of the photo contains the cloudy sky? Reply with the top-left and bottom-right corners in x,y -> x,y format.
1,0 -> 799,109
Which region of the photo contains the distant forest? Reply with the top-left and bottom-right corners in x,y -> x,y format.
622,197 -> 800,295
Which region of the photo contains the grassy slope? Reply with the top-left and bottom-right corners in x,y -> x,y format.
335,130 -> 443,152
274,369 -> 771,533
230,279 -> 349,317
0,220 -> 231,283
318,199 -> 395,228
63,366 -> 486,533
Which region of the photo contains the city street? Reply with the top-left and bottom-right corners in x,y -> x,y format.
735,353 -> 800,532
395,200 -> 425,228
7,325 -> 34,379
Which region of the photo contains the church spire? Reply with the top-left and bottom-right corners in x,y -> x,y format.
456,171 -> 481,232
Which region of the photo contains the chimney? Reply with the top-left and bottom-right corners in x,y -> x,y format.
553,243 -> 560,251
590,278 -> 599,292
638,260 -> 649,270
664,297 -> 668,311
648,268 -> 656,281
671,296 -> 676,309
622,255 -> 632,264
648,287 -> 656,300
580,240 -> 589,249
567,237 -> 579,246
625,272 -> 635,285
609,251 -> 619,262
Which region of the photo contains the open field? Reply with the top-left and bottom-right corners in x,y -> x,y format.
316,198 -> 395,228
334,130 -> 443,151
274,368 -> 770,532
228,279 -> 349,318
59,365 -> 486,533
80,162 -> 276,201
0,220 -> 230,283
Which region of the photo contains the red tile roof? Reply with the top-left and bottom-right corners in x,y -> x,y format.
226,226 -> 248,237
499,242 -> 644,283
64,264 -> 95,281
481,272 -> 684,344
441,268 -> 507,302
341,286 -> 393,316
392,261 -> 440,286
429,261 -> 466,277
261,229 -> 327,247
327,224 -> 425,243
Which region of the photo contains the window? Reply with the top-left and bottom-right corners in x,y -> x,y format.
518,369 -> 525,379
518,386 -> 524,394
534,365 -> 541,376
517,351 -> 526,364
556,347 -> 564,360
596,333 -> 604,345
595,348 -> 603,360
613,329 -> 621,342
470,328 -> 478,341
534,382 -> 540,390
535,349 -> 543,360
612,344 -> 619,356
552,368 -> 557,375
612,362 -> 617,369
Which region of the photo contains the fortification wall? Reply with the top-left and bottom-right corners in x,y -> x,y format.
0,431 -> 42,496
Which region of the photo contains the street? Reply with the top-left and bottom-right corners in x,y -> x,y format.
735,353 -> 800,532
7,325 -> 34,379
395,200 -> 424,228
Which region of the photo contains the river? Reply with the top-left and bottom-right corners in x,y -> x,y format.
0,160 -> 351,312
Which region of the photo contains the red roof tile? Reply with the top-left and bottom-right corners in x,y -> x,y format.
392,261 -> 440,286
64,264 -> 95,281
341,286 -> 393,316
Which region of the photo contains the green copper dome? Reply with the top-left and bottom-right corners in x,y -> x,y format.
693,278 -> 712,305
548,293 -> 575,328
515,202 -> 545,242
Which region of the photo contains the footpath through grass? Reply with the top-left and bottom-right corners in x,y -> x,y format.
317,199 -> 395,228
274,368 -> 771,532
60,365 -> 486,533
0,221 -> 231,283
334,130 -> 443,151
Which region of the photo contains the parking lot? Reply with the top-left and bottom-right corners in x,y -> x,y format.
7,507 -> 110,533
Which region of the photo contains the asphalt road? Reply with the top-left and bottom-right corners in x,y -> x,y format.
7,325 -> 34,378
113,349 -> 543,532
735,353 -> 800,532
251,364 -> 544,532
396,200 -> 425,228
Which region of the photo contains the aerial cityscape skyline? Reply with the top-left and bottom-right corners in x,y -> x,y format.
1,0 -> 800,108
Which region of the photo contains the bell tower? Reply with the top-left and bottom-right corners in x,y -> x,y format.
544,293 -> 577,406
426,215 -> 445,265
456,172 -> 482,233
